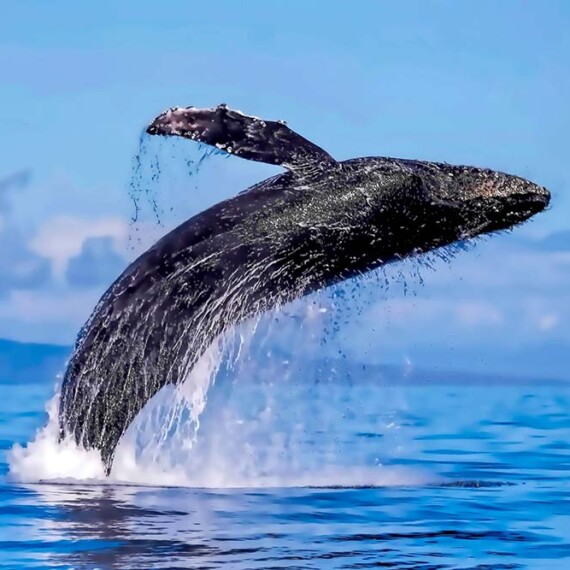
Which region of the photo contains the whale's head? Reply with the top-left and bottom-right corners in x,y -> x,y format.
340,157 -> 550,263
366,159 -> 551,250
417,162 -> 550,239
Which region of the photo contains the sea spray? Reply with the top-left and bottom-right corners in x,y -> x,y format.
7,286 -> 427,487
111,339 -> 225,484
8,393 -> 107,482
127,133 -> 234,249
106,290 -> 419,488
127,133 -> 221,253
7,135 -> 434,488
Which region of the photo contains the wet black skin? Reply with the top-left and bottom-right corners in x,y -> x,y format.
58,105 -> 550,474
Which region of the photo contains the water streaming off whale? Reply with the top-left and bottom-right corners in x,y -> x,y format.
10,140 -> 427,487
11,104 -> 550,486
2,121 -> 565,570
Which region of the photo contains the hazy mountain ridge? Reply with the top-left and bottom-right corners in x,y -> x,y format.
0,338 -> 566,387
0,339 -> 69,385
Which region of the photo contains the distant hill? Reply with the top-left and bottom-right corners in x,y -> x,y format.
0,337 -> 567,387
215,344 -> 569,386
0,339 -> 70,385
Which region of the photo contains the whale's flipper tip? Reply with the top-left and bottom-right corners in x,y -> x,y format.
146,104 -> 336,175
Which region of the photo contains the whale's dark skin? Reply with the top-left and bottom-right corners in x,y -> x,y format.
58,104 -> 550,474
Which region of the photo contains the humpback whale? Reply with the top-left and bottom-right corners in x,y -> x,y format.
58,104 -> 550,474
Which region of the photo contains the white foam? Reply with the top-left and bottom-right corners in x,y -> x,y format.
8,385 -> 429,489
8,294 -> 430,489
8,393 -> 106,482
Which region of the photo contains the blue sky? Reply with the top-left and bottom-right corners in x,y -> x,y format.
1,1 -> 569,378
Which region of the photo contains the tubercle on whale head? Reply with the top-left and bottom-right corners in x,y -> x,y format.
399,161 -> 551,240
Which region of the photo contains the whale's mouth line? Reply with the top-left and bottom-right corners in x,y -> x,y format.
506,193 -> 551,217
451,191 -> 550,239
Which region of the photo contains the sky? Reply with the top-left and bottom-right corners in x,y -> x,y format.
1,1 -> 569,379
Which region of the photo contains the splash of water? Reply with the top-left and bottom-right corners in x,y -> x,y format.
127,132 -> 230,252
9,393 -> 107,482
8,135 -> 436,488
8,292 -> 433,488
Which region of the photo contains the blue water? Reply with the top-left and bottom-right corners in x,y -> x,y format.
1,363 -> 570,569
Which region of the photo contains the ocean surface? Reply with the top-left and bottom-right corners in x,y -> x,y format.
1,341 -> 569,570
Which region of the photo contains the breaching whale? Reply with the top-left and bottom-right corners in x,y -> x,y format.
58,104 -> 550,474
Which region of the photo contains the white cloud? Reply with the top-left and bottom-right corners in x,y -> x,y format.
29,216 -> 129,281
454,301 -> 504,327
0,288 -> 102,345
1,188 -> 569,376
538,314 -> 559,332
334,235 -> 570,370
0,289 -> 97,323
361,297 -> 504,343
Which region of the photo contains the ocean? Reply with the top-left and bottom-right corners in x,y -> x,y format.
1,337 -> 569,569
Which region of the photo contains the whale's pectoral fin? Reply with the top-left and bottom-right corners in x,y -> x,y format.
146,104 -> 337,176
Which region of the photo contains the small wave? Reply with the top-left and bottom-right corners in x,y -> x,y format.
438,480 -> 517,488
